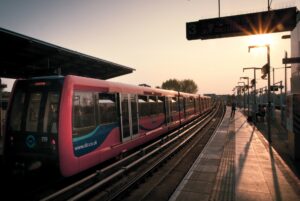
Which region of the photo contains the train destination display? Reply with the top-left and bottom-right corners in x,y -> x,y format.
186,7 -> 297,40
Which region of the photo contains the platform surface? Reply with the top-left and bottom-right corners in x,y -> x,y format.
169,107 -> 300,201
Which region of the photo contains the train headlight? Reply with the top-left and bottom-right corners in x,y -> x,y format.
51,138 -> 56,151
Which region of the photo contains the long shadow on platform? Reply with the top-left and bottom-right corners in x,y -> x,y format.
235,120 -> 254,187
268,144 -> 282,201
235,116 -> 283,201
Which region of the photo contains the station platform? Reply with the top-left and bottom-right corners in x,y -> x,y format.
169,107 -> 300,201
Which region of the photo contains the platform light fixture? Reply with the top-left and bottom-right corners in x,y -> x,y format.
238,81 -> 246,111
240,77 -> 250,115
248,44 -> 272,143
243,67 -> 261,123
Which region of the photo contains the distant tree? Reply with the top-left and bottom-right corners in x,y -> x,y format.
161,78 -> 198,93
161,79 -> 181,91
180,79 -> 198,93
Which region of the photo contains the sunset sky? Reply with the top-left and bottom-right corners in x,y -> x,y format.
0,0 -> 299,94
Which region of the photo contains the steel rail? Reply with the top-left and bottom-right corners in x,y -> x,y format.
68,104 -> 220,201
41,107 -> 215,201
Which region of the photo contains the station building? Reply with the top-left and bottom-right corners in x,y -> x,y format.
287,18 -> 300,160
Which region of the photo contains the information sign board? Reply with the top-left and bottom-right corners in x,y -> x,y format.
186,7 -> 297,40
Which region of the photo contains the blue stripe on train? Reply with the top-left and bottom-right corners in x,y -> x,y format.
73,123 -> 118,157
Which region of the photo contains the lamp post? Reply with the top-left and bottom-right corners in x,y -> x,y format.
284,52 -> 292,97
281,35 -> 291,101
240,76 -> 250,115
243,67 -> 261,123
238,81 -> 246,112
218,0 -> 221,17
282,34 -> 291,128
248,44 -> 271,143
235,86 -> 242,108
272,67 -> 278,107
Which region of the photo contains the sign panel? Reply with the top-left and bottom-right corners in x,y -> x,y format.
282,57 -> 300,64
186,7 -> 297,40
270,85 -> 279,91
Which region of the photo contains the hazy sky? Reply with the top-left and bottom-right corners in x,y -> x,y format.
0,0 -> 299,94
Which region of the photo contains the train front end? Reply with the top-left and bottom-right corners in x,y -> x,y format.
4,77 -> 63,175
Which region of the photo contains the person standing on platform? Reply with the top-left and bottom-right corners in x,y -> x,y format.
231,100 -> 236,118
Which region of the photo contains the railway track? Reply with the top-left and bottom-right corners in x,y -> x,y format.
38,101 -> 224,201
105,101 -> 225,201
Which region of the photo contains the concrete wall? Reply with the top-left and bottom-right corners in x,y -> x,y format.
291,21 -> 300,93
288,19 -> 300,160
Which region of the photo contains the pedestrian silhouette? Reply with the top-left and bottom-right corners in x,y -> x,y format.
231,101 -> 236,118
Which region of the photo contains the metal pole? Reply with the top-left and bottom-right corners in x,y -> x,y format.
247,79 -> 250,116
267,45 -> 272,143
238,81 -> 246,111
280,81 -> 284,124
244,89 -> 246,111
218,0 -> 220,17
243,68 -> 261,119
0,83 -> 2,138
284,51 -> 288,128
240,77 -> 250,116
272,67 -> 275,109
254,70 -> 257,123
247,45 -> 271,142
273,68 -> 275,85
285,51 -> 288,97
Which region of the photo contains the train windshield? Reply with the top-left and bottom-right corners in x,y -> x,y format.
8,79 -> 62,135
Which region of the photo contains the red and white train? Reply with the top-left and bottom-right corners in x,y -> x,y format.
4,75 -> 212,177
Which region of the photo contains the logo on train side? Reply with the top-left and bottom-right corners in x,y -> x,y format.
26,135 -> 36,148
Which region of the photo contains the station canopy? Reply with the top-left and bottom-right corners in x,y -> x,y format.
0,27 -> 135,79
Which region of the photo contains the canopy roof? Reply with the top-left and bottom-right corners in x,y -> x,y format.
0,27 -> 134,79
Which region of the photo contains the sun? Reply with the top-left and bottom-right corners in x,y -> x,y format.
248,34 -> 274,46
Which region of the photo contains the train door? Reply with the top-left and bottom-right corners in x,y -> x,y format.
200,97 -> 204,113
165,97 -> 171,124
120,94 -> 139,142
130,94 -> 139,137
182,97 -> 186,119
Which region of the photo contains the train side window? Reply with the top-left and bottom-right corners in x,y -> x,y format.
186,97 -> 194,113
130,94 -> 139,134
121,94 -> 130,139
148,96 -> 156,115
98,93 -> 117,125
26,93 -> 42,132
179,97 -> 184,112
171,97 -> 178,112
196,98 -> 200,112
72,91 -> 96,136
9,92 -> 25,131
43,92 -> 60,133
157,96 -> 164,114
138,95 -> 148,117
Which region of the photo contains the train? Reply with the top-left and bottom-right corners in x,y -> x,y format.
4,75 -> 212,177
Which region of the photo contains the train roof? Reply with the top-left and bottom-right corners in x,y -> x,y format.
0,27 -> 135,80
65,75 -> 204,98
